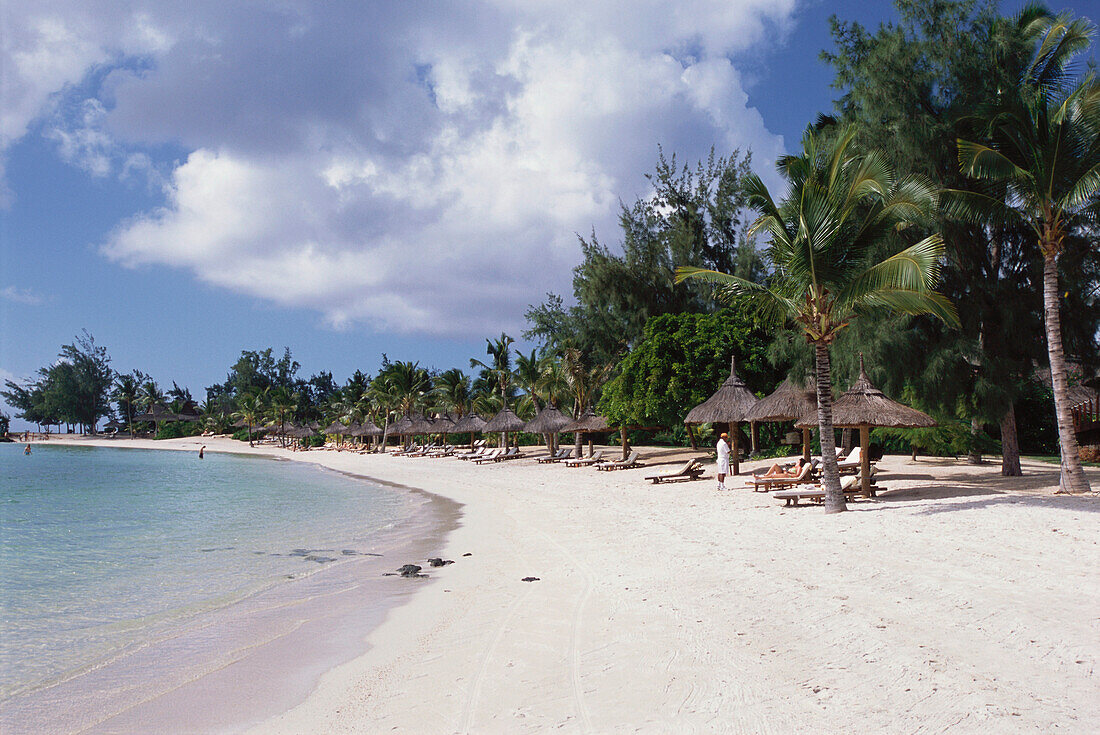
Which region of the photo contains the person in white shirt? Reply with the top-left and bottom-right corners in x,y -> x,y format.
716,432 -> 731,490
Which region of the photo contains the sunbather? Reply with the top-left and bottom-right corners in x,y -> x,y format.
756,457 -> 808,479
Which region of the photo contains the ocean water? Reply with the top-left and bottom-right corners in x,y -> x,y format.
0,443 -> 437,712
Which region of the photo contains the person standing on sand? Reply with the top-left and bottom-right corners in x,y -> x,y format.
199,445 -> 205,459
716,432 -> 730,491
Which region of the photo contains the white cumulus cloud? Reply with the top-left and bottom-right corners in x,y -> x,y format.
6,0 -> 794,335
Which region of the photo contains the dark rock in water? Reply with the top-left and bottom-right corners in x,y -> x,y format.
342,549 -> 358,555
462,553 -> 473,557
304,555 -> 337,563
200,547 -> 235,553
427,558 -> 454,567
364,553 -> 383,557
398,564 -> 423,577
521,577 -> 540,582
289,549 -> 310,557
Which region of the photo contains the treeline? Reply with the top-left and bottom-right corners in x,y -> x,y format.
4,2 -> 1097,493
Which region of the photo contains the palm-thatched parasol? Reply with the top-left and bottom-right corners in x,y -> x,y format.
797,355 -> 935,495
102,418 -> 125,433
323,420 -> 347,435
561,407 -> 614,456
356,418 -> 383,436
484,406 -> 526,447
451,413 -> 487,447
744,376 -> 817,461
684,356 -> 759,474
523,404 -> 572,453
434,413 -> 457,435
406,414 -> 435,435
451,413 -> 487,433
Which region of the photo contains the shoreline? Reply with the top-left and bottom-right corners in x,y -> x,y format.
1,437 -> 462,735
18,434 -> 1100,733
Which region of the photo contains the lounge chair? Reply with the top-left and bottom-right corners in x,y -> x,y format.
494,446 -> 525,462
473,448 -> 504,464
645,459 -> 704,484
835,446 -> 862,472
456,446 -> 488,460
745,461 -> 814,492
565,450 -> 604,467
595,450 -> 640,471
773,475 -> 875,506
537,448 -> 573,464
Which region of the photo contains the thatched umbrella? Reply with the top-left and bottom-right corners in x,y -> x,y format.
451,413 -> 487,448
744,377 -> 817,462
323,420 -> 347,435
484,406 -> 526,448
434,413 -> 457,436
684,357 -> 759,474
102,418 -> 125,434
406,414 -> 435,436
133,402 -> 176,435
523,404 -> 572,453
797,355 -> 935,495
561,407 -> 614,457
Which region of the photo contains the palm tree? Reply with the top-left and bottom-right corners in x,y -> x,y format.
232,392 -> 266,447
679,124 -> 958,513
560,346 -> 615,457
268,387 -> 297,448
138,381 -> 166,436
113,372 -> 145,439
432,368 -> 472,418
950,11 -> 1097,493
470,333 -> 515,405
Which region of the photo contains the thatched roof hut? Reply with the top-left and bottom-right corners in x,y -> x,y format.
134,402 -> 176,422
406,414 -> 435,434
560,407 -> 612,433
391,415 -> 414,434
797,355 -> 935,494
745,376 -> 817,460
523,405 -> 572,434
684,356 -> 758,473
322,420 -> 347,435
356,419 -> 383,436
451,413 -> 487,433
796,359 -> 935,430
684,357 -> 759,425
433,413 -> 457,434
484,406 -> 526,433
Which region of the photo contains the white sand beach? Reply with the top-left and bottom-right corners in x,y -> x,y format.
43,435 -> 1100,733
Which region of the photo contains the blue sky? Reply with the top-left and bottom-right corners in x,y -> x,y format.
0,0 -> 1065,427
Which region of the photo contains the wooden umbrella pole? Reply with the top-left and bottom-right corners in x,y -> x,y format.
860,424 -> 871,497
802,427 -> 812,463
731,421 -> 740,475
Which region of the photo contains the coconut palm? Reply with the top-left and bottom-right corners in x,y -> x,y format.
560,346 -> 615,457
232,392 -> 266,447
950,11 -> 1097,493
678,124 -> 958,513
432,368 -> 472,417
113,372 -> 145,439
470,333 -> 515,405
268,387 -> 297,448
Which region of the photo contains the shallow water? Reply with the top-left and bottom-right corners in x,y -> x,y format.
0,443 -> 427,704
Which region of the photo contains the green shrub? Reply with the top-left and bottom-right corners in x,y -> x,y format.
232,428 -> 266,442
155,421 -> 203,440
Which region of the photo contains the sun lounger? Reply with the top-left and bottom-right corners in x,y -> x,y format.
456,446 -> 488,460
494,446 -> 525,462
745,461 -> 814,492
565,450 -> 604,467
835,446 -> 862,471
537,448 -> 573,464
595,450 -> 640,471
773,475 -> 875,506
473,448 -> 504,464
645,459 -> 704,484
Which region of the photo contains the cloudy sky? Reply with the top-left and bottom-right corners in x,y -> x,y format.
1,0 -> 919,421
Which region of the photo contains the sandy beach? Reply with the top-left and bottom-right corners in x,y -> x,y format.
36,435 -> 1100,733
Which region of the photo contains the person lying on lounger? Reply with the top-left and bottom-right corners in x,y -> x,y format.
756,457 -> 808,479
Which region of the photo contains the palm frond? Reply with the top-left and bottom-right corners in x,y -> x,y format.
957,139 -> 1033,183
839,235 -> 947,304
940,188 -> 1026,228
856,289 -> 960,328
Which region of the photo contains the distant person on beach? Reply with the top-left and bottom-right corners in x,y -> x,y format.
24,444 -> 32,455
716,433 -> 730,491
199,445 -> 205,459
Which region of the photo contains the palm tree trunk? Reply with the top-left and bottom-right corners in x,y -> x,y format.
1042,255 -> 1091,493
1000,402 -> 1022,477
814,342 -> 845,513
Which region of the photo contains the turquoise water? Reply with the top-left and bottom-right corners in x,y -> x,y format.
0,443 -> 421,701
